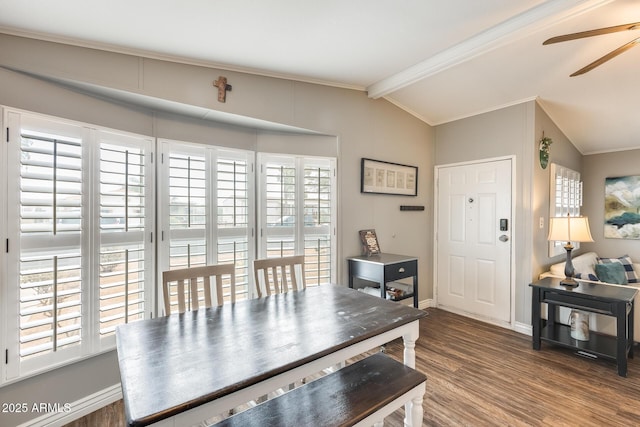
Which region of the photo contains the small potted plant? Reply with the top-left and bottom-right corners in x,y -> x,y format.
539,134 -> 553,169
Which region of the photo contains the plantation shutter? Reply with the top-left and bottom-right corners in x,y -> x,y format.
4,110 -> 155,380
303,161 -> 334,286
18,131 -> 84,361
4,112 -> 89,378
258,154 -> 336,287
216,151 -> 252,300
158,140 -> 254,312
549,163 -> 583,256
263,156 -> 297,258
97,131 -> 154,348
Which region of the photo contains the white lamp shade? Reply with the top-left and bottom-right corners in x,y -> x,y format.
547,216 -> 594,243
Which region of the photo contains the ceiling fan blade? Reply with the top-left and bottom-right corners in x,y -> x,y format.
570,38 -> 640,76
543,22 -> 640,45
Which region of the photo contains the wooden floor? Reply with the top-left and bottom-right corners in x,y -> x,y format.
65,308 -> 640,426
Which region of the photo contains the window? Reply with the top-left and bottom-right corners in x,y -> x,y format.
258,154 -> 336,286
549,162 -> 582,257
158,140 -> 255,312
96,131 -> 154,348
1,108 -> 337,384
3,109 -> 154,381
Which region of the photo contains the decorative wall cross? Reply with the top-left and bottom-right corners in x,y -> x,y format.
213,76 -> 232,103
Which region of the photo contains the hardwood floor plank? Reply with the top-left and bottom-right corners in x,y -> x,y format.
65,308 -> 640,426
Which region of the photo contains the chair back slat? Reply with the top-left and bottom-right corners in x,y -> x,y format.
162,263 -> 236,315
253,255 -> 306,298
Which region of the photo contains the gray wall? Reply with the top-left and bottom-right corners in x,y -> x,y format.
532,103 -> 583,278
582,149 -> 640,260
433,100 -> 585,326
434,101 -> 535,325
0,33 -> 434,425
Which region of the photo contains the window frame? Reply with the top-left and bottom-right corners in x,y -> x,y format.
94,129 -> 155,351
2,107 -> 155,383
157,139 -> 256,312
1,107 -> 338,386
257,153 -> 337,288
549,162 -> 583,257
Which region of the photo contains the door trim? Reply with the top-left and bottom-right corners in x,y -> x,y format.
433,155 -> 516,329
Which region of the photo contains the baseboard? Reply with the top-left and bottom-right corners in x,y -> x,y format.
514,321 -> 532,336
419,298 -> 435,310
395,298 -> 433,310
17,383 -> 122,427
435,305 -> 533,336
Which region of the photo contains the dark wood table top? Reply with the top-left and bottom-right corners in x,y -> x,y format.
116,284 -> 426,427
531,277 -> 638,303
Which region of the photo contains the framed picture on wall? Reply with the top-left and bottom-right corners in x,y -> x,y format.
605,175 -> 640,239
361,158 -> 418,196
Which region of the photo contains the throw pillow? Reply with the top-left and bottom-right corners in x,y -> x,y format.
571,252 -> 599,280
597,255 -> 638,284
595,263 -> 628,285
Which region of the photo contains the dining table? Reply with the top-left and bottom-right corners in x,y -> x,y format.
116,284 -> 427,427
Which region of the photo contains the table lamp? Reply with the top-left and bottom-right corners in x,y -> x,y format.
547,213 -> 594,286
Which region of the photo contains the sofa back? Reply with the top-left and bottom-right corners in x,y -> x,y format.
549,251 -> 640,280
549,252 -> 599,278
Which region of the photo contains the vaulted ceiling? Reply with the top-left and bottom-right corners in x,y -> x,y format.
1,0 -> 639,154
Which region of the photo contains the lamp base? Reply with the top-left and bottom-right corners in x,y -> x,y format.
561,244 -> 578,287
560,277 -> 579,287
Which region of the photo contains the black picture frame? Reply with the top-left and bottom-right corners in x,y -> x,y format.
360,158 -> 418,196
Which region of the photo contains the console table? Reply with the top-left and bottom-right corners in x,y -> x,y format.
530,277 -> 637,377
348,253 -> 418,308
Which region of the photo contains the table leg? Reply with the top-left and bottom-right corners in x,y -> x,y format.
402,325 -> 418,369
403,322 -> 419,426
616,301 -> 628,377
532,287 -> 541,350
629,301 -> 635,359
548,302 -> 556,326
407,391 -> 424,427
348,261 -> 354,289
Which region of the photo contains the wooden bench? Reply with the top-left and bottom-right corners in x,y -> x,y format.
212,352 -> 426,427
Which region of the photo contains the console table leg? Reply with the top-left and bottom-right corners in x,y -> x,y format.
532,287 -> 541,350
629,301 -> 635,359
617,301 -> 628,377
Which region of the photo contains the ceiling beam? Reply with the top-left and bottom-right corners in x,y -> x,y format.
366,0 -> 613,99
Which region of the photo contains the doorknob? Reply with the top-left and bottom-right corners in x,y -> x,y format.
499,235 -> 509,242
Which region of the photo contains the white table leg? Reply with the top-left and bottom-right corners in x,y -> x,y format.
403,321 -> 420,426
403,329 -> 417,368
409,391 -> 424,426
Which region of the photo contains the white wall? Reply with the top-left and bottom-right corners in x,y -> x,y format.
0,33 -> 434,425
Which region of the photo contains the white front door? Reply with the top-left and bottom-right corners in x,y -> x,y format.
436,158 -> 512,323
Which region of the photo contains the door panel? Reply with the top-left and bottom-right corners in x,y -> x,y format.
437,159 -> 512,323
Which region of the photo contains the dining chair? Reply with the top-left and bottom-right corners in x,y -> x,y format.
252,255 -> 338,395
253,255 -> 306,298
162,263 -> 257,419
162,263 -> 236,315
